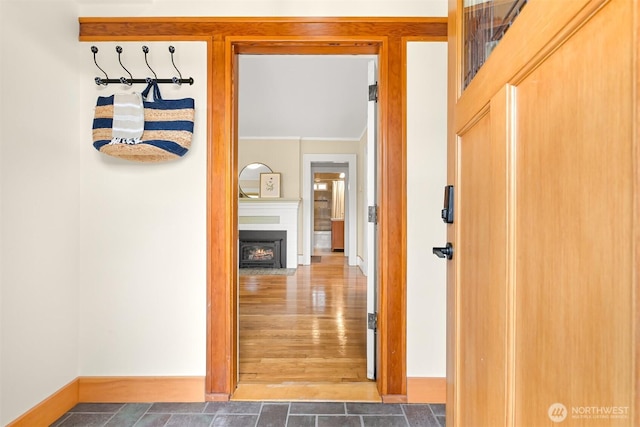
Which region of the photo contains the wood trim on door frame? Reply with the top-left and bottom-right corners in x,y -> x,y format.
78,17 -> 447,402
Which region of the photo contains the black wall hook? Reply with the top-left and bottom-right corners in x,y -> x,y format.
90,45 -> 194,86
142,46 -> 158,80
115,46 -> 133,86
169,46 -> 183,85
91,46 -> 109,86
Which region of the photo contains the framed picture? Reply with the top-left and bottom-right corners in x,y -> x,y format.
260,172 -> 281,198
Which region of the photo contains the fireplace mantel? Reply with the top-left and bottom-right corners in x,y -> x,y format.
238,198 -> 300,268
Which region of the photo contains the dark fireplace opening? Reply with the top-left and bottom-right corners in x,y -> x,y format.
239,230 -> 287,269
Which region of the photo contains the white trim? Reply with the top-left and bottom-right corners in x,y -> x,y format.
302,154 -> 357,266
238,136 -> 363,142
357,125 -> 368,142
300,136 -> 363,143
238,136 -> 302,141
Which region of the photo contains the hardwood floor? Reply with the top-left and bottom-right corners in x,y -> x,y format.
237,251 -> 377,401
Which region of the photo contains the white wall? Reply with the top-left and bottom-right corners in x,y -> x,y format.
78,1 -> 447,17
406,42 -> 448,377
0,1 -> 447,423
0,0 -> 4,421
78,41 -> 207,376
1,1 -> 81,424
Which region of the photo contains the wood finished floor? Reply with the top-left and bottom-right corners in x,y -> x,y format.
238,251 -> 375,400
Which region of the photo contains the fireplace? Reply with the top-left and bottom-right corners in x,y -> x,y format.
239,230 -> 287,269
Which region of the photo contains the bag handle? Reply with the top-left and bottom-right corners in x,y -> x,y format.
141,80 -> 163,101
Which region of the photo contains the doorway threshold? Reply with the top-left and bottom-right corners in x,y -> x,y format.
232,381 -> 381,402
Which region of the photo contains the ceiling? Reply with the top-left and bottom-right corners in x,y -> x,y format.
238,55 -> 374,140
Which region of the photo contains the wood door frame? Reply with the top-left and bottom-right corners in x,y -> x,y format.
78,17 -> 447,402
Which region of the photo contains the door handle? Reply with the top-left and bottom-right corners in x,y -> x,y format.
433,243 -> 453,260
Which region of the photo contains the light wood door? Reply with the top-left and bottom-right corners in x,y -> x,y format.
448,0 -> 637,425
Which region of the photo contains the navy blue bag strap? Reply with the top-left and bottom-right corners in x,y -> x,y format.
141,80 -> 163,101
141,79 -> 154,99
153,81 -> 162,100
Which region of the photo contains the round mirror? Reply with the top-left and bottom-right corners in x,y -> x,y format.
239,162 -> 272,198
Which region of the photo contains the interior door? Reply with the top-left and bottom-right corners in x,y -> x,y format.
366,59 -> 378,380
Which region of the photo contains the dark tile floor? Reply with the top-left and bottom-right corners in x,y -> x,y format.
51,401 -> 445,427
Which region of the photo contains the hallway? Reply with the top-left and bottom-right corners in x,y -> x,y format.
237,252 -> 372,400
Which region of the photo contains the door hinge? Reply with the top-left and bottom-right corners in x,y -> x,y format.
368,312 -> 378,331
368,83 -> 378,102
368,205 -> 378,224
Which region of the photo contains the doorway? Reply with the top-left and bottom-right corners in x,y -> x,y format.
236,56 -> 372,399
312,169 -> 347,254
217,34 -> 409,401
302,154 -> 358,266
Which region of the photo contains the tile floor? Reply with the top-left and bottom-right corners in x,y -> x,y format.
51,401 -> 446,427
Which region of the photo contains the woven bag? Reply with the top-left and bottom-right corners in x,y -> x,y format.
92,81 -> 195,163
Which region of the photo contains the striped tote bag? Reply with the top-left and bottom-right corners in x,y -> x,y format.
92,81 -> 195,162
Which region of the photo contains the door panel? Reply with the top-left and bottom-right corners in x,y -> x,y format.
514,1 -> 634,424
455,86 -> 511,426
